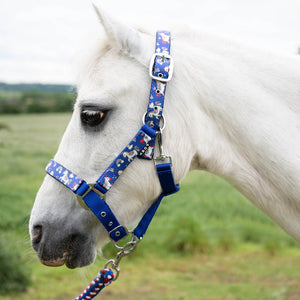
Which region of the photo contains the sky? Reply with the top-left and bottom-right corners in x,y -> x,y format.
1,0 -> 300,84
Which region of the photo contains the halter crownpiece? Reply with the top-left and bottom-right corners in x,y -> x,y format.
45,30 -> 179,299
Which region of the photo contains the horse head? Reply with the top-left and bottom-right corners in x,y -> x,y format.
29,5 -> 193,268
30,3 -> 300,270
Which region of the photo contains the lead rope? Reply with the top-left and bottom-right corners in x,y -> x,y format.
74,233 -> 140,300
73,269 -> 114,300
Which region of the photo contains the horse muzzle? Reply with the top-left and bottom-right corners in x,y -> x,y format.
31,223 -> 97,269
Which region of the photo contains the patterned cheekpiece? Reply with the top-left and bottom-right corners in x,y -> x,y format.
138,30 -> 172,160
46,126 -> 155,195
96,126 -> 153,192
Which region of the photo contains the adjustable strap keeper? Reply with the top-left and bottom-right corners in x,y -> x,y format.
156,163 -> 179,195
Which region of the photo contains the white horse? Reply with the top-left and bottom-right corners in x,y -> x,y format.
29,5 -> 300,269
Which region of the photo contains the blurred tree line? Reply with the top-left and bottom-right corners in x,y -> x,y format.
0,83 -> 76,114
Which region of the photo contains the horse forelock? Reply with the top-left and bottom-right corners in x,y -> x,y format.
75,35 -> 112,89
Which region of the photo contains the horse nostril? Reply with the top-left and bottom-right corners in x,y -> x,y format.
32,225 -> 43,246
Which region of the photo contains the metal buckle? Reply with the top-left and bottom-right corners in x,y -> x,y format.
111,231 -> 140,251
105,232 -> 141,281
76,183 -> 106,210
142,112 -> 166,131
154,155 -> 173,166
108,225 -> 129,244
149,53 -> 174,82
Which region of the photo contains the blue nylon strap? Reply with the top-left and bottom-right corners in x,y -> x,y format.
46,159 -> 84,192
134,32 -> 177,238
133,162 -> 179,239
45,125 -> 156,242
156,163 -> 179,195
144,80 -> 167,131
133,194 -> 164,239
45,160 -> 128,242
145,31 -> 171,130
46,160 -> 88,196
96,124 -> 156,193
82,189 -> 127,241
138,31 -> 172,160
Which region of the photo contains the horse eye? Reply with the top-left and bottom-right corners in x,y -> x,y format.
81,110 -> 107,127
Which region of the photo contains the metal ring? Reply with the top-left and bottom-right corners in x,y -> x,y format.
104,259 -> 120,281
76,183 -> 106,211
112,232 -> 139,252
160,114 -> 166,131
142,112 -> 147,125
142,112 -> 166,132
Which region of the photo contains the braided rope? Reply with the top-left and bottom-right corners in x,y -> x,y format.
73,268 -> 114,300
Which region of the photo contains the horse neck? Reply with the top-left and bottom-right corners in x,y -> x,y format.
171,31 -> 300,239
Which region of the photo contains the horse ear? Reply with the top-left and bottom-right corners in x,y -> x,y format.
92,2 -> 151,66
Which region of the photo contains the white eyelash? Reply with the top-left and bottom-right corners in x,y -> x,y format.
82,110 -> 99,115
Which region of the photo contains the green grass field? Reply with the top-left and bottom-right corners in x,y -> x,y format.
1,113 -> 300,300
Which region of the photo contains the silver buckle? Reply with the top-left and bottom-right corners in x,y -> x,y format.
142,112 -> 166,131
154,155 -> 173,166
149,53 -> 174,82
109,225 -> 129,244
76,183 -> 106,210
105,231 -> 141,281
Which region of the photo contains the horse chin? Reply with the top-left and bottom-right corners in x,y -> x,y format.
40,252 -> 68,267
38,244 -> 97,269
32,228 -> 97,269
40,253 -> 96,270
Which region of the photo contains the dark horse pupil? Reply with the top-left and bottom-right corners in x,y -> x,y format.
81,111 -> 105,126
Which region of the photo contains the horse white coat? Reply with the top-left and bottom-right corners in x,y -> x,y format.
29,5 -> 300,268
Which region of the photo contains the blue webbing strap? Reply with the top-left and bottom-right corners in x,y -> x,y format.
46,124 -> 155,242
145,31 -> 171,130
95,125 -> 156,193
133,163 -> 179,239
46,160 -> 128,242
156,163 -> 179,195
138,31 -> 172,160
46,159 -> 84,192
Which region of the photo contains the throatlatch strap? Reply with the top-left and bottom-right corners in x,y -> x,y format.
156,163 -> 179,195
133,162 -> 179,239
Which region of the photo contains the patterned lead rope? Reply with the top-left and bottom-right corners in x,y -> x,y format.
73,269 -> 114,300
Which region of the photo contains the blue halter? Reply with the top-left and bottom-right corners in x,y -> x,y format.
45,31 -> 179,245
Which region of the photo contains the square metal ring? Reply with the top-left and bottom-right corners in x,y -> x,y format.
149,53 -> 174,82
